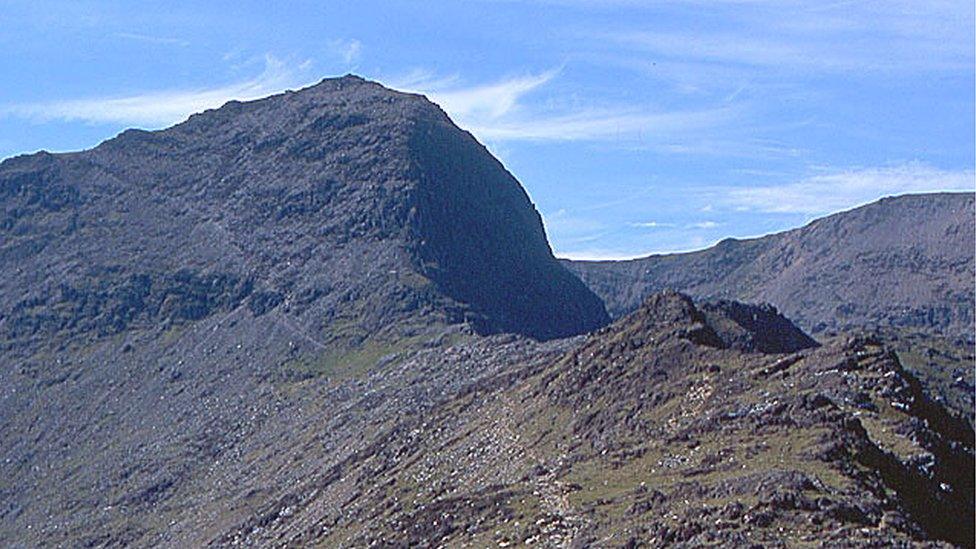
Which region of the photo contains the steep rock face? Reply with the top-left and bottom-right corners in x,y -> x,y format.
564,192 -> 975,340
699,299 -> 820,354
0,75 -> 607,349
403,102 -> 608,339
625,291 -> 819,354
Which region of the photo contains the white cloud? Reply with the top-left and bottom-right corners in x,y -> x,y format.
0,55 -> 315,127
329,39 -> 362,65
724,163 -> 975,215
687,221 -> 719,229
115,32 -> 190,47
602,0 -> 973,74
629,221 -> 675,228
2,58 -> 730,147
389,69 -> 461,91
467,107 -> 730,142
395,69 -> 733,142
556,248 -> 658,261
426,70 -> 558,120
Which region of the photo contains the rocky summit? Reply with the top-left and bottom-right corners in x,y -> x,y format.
0,74 -> 607,352
0,76 -> 972,548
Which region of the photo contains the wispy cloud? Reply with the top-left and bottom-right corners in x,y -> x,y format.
115,32 -> 190,47
429,69 -> 558,119
630,221 -> 675,228
466,107 -> 730,142
329,38 -> 362,65
0,55 -> 315,127
611,30 -> 969,74
613,31 -> 806,68
687,220 -> 719,229
600,1 -> 973,74
389,69 -> 461,91
723,162 -> 975,215
395,69 -> 734,142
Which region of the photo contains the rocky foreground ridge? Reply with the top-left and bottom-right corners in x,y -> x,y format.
220,292 -> 975,547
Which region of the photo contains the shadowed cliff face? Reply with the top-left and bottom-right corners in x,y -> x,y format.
0,75 -> 607,349
403,105 -> 608,339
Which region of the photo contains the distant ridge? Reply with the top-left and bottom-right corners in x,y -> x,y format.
565,192 -> 975,341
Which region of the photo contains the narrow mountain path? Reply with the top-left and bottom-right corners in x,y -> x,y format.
494,392 -> 589,547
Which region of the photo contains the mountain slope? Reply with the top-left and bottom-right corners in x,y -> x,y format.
2,75 -> 971,548
215,292 -> 974,547
564,192 -> 974,339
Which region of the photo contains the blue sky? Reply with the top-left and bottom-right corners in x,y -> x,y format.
1,0 -> 974,258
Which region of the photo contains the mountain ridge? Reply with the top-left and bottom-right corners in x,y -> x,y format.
0,75 -> 611,546
217,291 -> 973,547
564,191 -> 975,419
564,191 -> 974,340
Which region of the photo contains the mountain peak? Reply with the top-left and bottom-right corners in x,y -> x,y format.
0,75 -> 608,350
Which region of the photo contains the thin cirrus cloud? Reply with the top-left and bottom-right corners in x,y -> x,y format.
2,58 -> 733,146
0,55 -> 315,127
328,39 -> 362,65
612,31 -> 808,68
723,163 -> 975,215
629,221 -> 675,228
610,30 -> 970,73
115,32 -> 191,47
592,0 -> 973,75
395,68 -> 734,142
